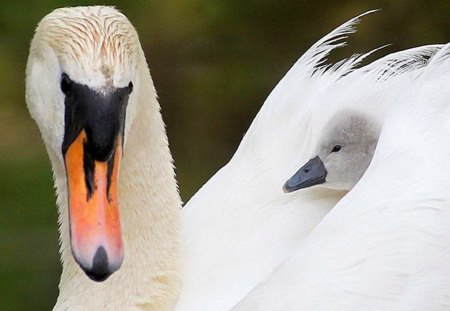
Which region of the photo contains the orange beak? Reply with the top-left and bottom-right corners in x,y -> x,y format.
64,130 -> 123,281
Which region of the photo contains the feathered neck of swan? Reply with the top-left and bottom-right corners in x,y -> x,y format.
49,54 -> 182,310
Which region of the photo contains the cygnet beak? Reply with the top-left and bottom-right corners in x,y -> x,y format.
283,156 -> 327,192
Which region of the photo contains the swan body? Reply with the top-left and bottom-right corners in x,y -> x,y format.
27,6 -> 181,310
232,44 -> 450,311
175,11 -> 440,311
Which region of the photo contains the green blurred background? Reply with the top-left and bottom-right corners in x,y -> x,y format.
0,0 -> 448,310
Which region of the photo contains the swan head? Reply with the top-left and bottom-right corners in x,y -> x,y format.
26,6 -> 141,281
284,111 -> 380,192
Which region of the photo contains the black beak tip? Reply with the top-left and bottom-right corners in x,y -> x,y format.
80,246 -> 114,282
84,268 -> 111,282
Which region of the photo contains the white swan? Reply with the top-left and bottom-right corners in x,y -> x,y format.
26,6 -> 181,310
175,11 -> 441,310
232,44 -> 450,311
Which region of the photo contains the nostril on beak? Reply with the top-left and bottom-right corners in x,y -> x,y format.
82,246 -> 112,282
304,169 -> 309,173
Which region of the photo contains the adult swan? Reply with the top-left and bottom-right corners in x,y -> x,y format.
26,6 -> 182,310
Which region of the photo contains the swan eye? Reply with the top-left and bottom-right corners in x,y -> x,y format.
128,81 -> 133,94
331,145 -> 342,153
60,73 -> 73,95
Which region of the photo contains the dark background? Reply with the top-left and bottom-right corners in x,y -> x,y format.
0,1 -> 448,310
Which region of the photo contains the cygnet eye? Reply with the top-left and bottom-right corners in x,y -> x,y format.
331,145 -> 342,153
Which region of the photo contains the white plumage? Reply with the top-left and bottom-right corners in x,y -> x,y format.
232,44 -> 450,311
176,11 -> 444,311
